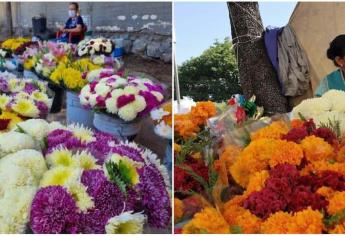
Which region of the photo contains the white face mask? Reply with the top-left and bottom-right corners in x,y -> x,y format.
68,10 -> 76,18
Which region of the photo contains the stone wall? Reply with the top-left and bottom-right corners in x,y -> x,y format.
0,2 -> 172,62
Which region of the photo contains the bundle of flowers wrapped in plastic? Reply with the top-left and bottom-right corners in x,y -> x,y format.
34,42 -> 76,78
0,37 -> 30,52
150,101 -> 172,139
79,74 -> 165,121
77,38 -> 114,57
0,76 -> 52,118
0,119 -> 171,233
175,117 -> 345,234
292,89 -> 345,133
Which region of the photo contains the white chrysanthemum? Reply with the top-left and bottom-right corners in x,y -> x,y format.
322,89 -> 345,112
46,148 -> 75,168
106,76 -> 127,88
105,97 -> 118,114
66,182 -> 94,213
151,91 -> 164,102
154,121 -> 172,139
0,186 -> 36,234
14,119 -> 49,141
11,98 -> 40,118
0,165 -> 36,192
31,91 -> 49,103
150,108 -> 169,121
68,123 -> 96,143
292,97 -> 332,119
0,132 -> 37,158
40,166 -> 82,187
86,68 -> 102,82
118,106 -> 138,121
74,150 -> 99,170
88,93 -> 99,107
105,211 -> 146,234
173,96 -> 196,114
95,83 -> 112,97
79,86 -> 92,106
132,95 -> 146,112
123,85 -> 139,95
110,88 -> 126,100
47,121 -> 67,133
314,111 -> 345,134
0,149 -> 47,183
0,94 -> 10,110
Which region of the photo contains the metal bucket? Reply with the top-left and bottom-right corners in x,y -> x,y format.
66,91 -> 94,128
93,112 -> 142,141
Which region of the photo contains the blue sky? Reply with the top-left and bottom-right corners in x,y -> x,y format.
175,2 -> 297,64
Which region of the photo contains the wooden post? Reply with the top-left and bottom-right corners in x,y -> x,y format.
5,2 -> 13,37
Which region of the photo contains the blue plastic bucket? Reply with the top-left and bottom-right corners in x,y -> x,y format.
93,112 -> 141,141
66,91 -> 94,128
113,38 -> 124,58
164,140 -> 172,179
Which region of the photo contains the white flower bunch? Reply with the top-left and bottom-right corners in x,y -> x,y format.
77,38 -> 114,57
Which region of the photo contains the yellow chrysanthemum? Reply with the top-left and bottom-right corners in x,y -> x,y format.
67,182 -> 94,213
62,68 -> 86,90
23,58 -> 36,70
182,207 -> 230,234
68,124 -> 95,143
0,94 -> 10,110
301,135 -> 334,162
49,64 -> 65,85
31,91 -> 49,102
72,58 -> 101,72
0,111 -> 22,131
11,99 -> 39,118
46,148 -> 75,168
1,37 -> 29,51
74,151 -> 99,170
250,120 -> 289,141
105,211 -> 146,234
40,167 -> 81,187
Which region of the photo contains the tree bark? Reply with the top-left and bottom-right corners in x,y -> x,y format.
5,2 -> 13,37
227,2 -> 288,114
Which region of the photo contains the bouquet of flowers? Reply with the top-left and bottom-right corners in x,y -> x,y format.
77,38 -> 114,57
0,75 -> 52,118
79,75 -> 165,121
175,115 -> 345,234
150,102 -> 172,139
0,119 -> 171,233
0,37 -> 30,52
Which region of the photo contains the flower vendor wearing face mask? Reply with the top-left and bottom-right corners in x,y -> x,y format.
58,2 -> 84,44
316,35 -> 345,96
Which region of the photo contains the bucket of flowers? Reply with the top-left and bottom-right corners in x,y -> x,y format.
0,119 -> 171,234
77,38 -> 115,57
79,74 -> 165,141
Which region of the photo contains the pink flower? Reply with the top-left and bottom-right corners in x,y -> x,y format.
116,94 -> 135,108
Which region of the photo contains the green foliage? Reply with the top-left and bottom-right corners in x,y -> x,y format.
324,209 -> 345,227
230,226 -> 243,234
319,117 -> 341,138
105,160 -> 134,195
178,38 -> 242,102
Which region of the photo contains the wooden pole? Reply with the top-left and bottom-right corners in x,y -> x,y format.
5,2 -> 13,37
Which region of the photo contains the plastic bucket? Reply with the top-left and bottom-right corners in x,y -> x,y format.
66,91 -> 94,128
164,140 -> 172,179
93,112 -> 141,141
113,38 -> 124,58
23,70 -> 40,80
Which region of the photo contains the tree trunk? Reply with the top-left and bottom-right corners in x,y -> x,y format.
227,2 -> 288,114
5,2 -> 13,37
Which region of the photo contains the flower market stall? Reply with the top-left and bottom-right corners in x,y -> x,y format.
0,36 -> 172,234
174,90 -> 345,234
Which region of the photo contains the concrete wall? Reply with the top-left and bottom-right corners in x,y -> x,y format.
11,2 -> 172,35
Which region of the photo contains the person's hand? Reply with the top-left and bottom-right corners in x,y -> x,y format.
59,26 -> 65,32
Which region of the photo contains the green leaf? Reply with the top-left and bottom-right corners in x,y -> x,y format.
105,161 -> 128,195
298,112 -> 307,121
231,226 -> 243,234
319,116 -> 341,138
324,209 -> 345,227
15,124 -> 26,134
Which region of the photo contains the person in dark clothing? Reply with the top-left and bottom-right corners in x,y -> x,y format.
58,2 -> 84,44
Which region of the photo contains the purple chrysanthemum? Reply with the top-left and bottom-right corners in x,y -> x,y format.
138,90 -> 162,117
144,82 -> 165,94
138,164 -> 171,228
86,141 -> 111,164
77,208 -> 110,234
24,83 -> 38,94
117,94 -> 135,108
0,78 -> 9,93
30,186 -> 79,234
111,144 -> 145,163
81,169 -> 108,197
35,100 -> 49,118
47,129 -> 74,147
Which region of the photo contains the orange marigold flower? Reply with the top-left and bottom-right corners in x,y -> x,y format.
330,223 -> 345,233
182,207 -> 230,234
190,101 -> 217,126
174,198 -> 184,223
327,191 -> 345,215
261,208 -> 323,234
245,170 -> 270,195
174,143 -> 181,154
291,119 -> 304,129
301,135 -> 334,162
230,139 -> 303,187
286,207 -> 324,234
268,140 -> 303,168
261,211 -> 291,233
223,199 -> 261,233
174,114 -> 200,139
250,121 -> 289,141
301,160 -> 345,176
316,186 -> 336,199
336,146 -> 345,163
219,145 -> 242,168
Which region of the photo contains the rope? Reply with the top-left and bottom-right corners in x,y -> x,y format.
233,2 -> 264,30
